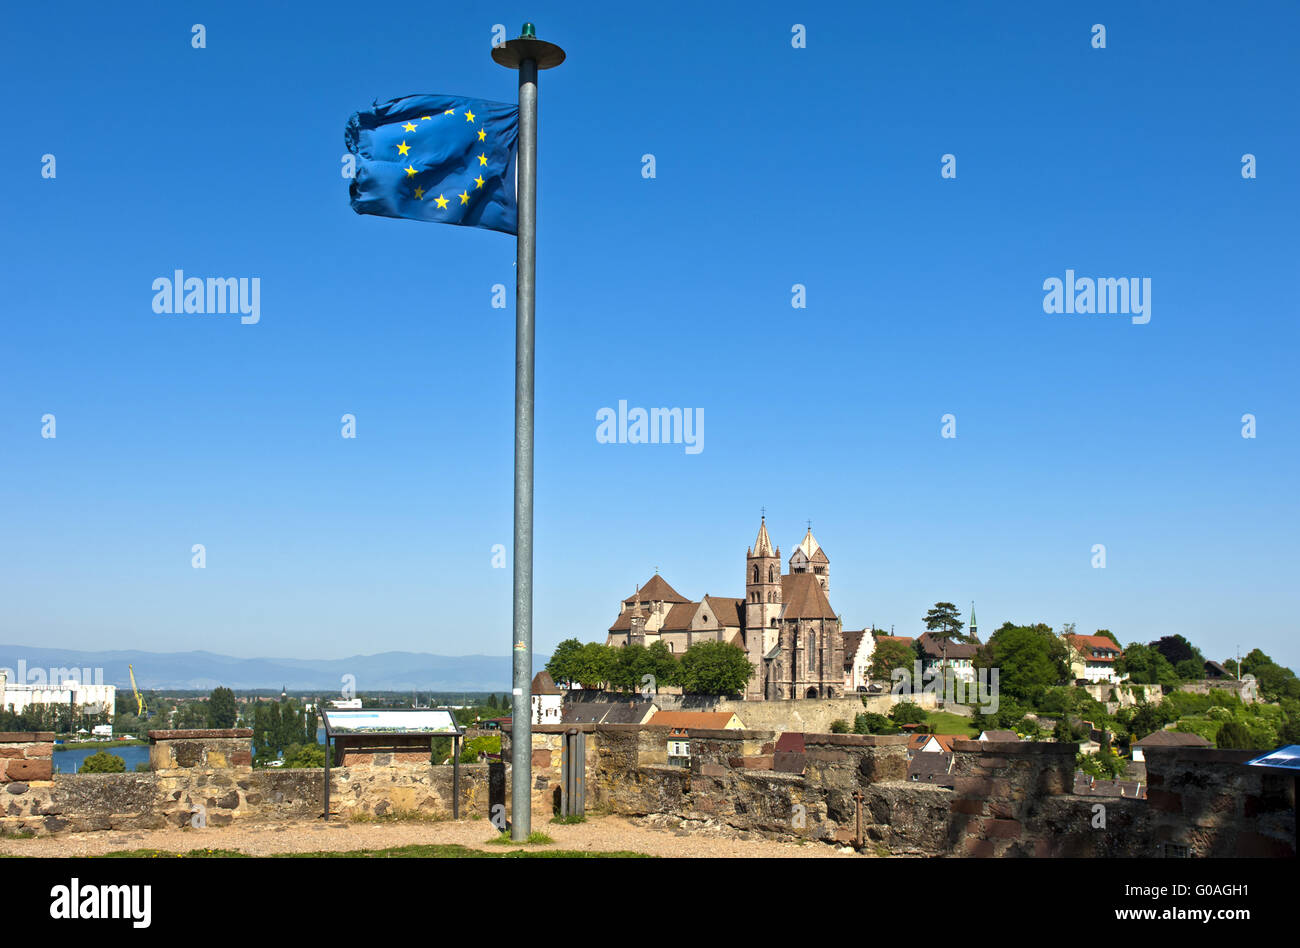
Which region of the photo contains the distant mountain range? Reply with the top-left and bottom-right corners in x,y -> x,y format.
0,644 -> 549,693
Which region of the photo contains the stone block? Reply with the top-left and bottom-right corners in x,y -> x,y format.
6,759 -> 51,782
1147,789 -> 1183,814
984,818 -> 1021,839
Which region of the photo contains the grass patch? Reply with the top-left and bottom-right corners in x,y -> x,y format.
486,830 -> 554,845
94,848 -> 250,858
923,711 -> 979,738
550,814 -> 587,825
54,740 -> 148,751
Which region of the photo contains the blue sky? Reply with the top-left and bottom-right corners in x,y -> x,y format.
2,2 -> 1297,673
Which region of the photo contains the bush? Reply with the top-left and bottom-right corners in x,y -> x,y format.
134,762 -> 151,773
1215,721 -> 1253,749
889,702 -> 927,725
854,712 -> 895,735
80,751 -> 126,773
829,719 -> 850,734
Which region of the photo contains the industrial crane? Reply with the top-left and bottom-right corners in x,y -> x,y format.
128,664 -> 147,717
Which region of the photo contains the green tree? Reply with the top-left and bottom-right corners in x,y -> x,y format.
81,751 -> 126,773
1150,635 -> 1204,673
1215,720 -> 1253,749
645,640 -> 681,690
610,644 -> 654,692
973,622 -> 1069,702
1116,642 -> 1179,689
570,642 -> 615,690
207,687 -> 238,729
922,602 -> 966,671
1094,629 -> 1121,647
283,743 -> 327,768
546,638 -> 585,688
853,712 -> 895,735
869,637 -> 915,682
829,719 -> 850,734
678,641 -> 753,695
890,701 -> 927,725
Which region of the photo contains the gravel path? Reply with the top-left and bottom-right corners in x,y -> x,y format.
0,815 -> 861,858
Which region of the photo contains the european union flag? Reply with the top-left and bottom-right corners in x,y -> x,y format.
346,93 -> 519,235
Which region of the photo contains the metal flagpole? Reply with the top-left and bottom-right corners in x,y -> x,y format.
493,22 -> 565,842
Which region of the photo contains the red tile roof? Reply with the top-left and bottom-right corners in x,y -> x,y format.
623,575 -> 689,605
780,572 -> 837,620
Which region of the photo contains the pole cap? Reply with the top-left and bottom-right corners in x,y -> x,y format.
492,23 -> 566,70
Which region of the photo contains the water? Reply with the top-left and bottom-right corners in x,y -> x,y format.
53,744 -> 151,774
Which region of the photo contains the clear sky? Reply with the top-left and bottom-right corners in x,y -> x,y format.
2,2 -> 1297,671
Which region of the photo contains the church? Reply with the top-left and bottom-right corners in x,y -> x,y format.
606,517 -> 855,700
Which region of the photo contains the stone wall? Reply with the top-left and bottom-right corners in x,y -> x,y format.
0,731 -> 54,784
1,727 -> 1293,858
568,692 -> 938,732
149,729 -> 253,771
587,726 -> 1295,857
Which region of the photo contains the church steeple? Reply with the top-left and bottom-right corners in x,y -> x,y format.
968,602 -> 978,642
752,515 -> 775,557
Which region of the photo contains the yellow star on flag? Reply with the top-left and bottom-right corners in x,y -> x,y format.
403,122 -> 417,132
435,194 -> 449,208
419,115 -> 431,121
413,186 -> 424,199
397,141 -> 410,156
405,165 -> 417,177
459,190 -> 470,205
464,109 -> 476,123
444,109 -> 454,115
474,175 -> 485,189
477,128 -> 486,141
477,153 -> 488,167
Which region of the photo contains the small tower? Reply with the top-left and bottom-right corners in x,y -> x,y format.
789,525 -> 830,593
968,602 -> 978,642
628,585 -> 647,647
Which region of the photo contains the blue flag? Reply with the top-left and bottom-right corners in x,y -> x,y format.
346,93 -> 518,235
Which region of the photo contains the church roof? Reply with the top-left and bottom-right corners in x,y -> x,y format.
780,572 -> 837,620
792,527 -> 828,563
702,595 -> 743,629
622,574 -> 689,605
660,601 -> 700,631
751,517 -> 775,557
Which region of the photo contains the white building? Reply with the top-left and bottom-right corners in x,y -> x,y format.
530,671 -> 563,725
0,670 -> 115,721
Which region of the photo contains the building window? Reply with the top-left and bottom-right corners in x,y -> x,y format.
768,565 -> 776,583
752,565 -> 759,583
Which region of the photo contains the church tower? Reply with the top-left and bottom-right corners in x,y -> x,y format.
789,526 -> 830,594
744,516 -> 782,699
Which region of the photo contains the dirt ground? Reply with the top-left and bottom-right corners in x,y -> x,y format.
0,814 -> 862,858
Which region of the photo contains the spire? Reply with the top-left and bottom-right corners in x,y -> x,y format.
969,601 -> 978,639
753,515 -> 775,557
798,526 -> 820,558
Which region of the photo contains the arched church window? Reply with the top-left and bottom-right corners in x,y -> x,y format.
768,565 -> 775,583
752,565 -> 759,584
